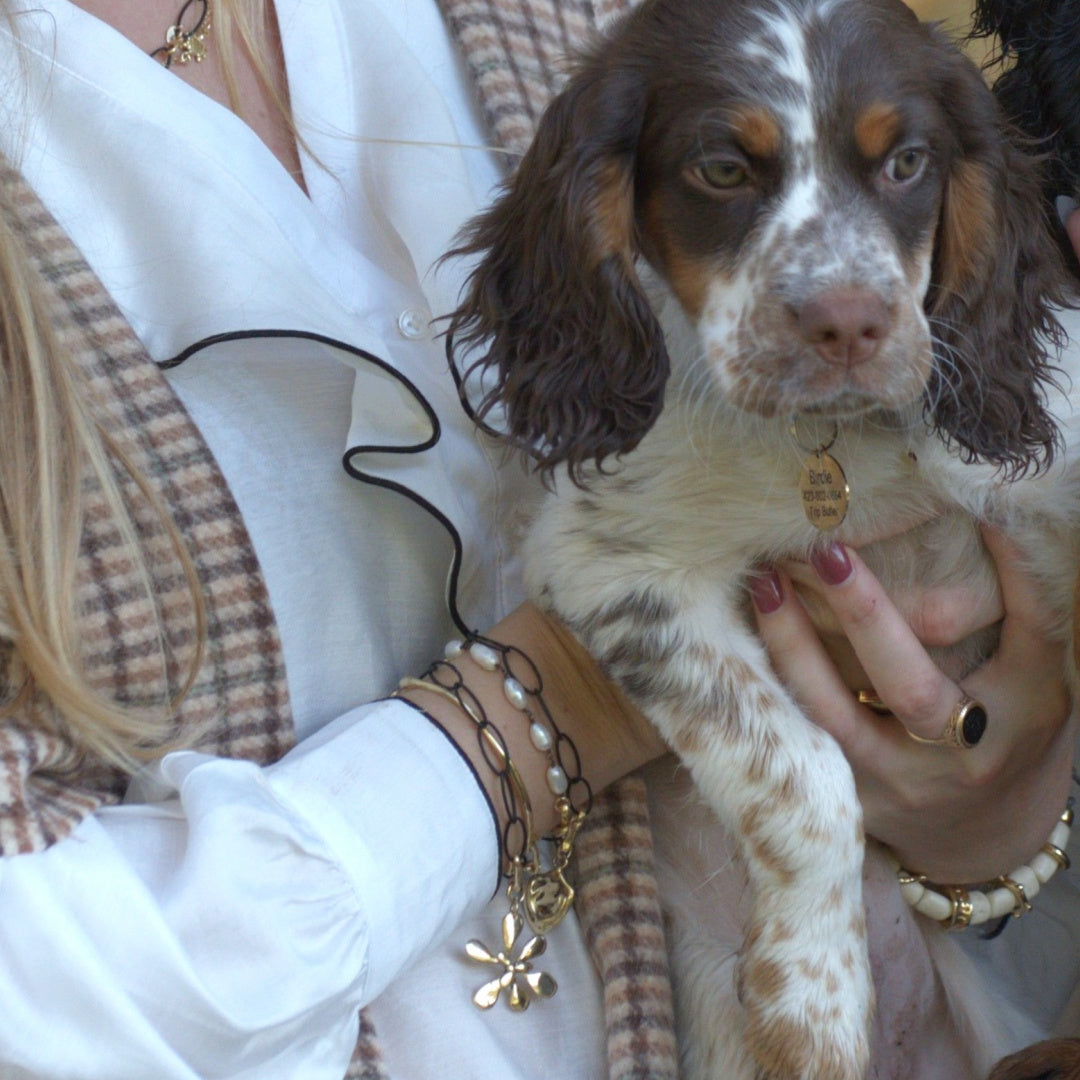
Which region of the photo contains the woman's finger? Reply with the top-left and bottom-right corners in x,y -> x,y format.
963,526 -> 1071,733
980,526 -> 1061,667
785,559 -> 1002,649
750,566 -> 894,762
803,542 -> 966,741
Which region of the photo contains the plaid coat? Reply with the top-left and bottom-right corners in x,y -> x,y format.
0,1 -> 680,1077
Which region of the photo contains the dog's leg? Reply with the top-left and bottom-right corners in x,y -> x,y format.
576,587 -> 873,1080
646,762 -> 998,1079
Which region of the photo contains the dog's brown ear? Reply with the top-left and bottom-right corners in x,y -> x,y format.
926,40 -> 1074,477
445,50 -> 667,483
986,1037 -> 1080,1080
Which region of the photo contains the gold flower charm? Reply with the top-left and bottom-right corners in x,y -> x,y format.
163,17 -> 210,65
466,910 -> 557,1011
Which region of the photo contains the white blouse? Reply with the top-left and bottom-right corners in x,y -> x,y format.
0,1 -> 606,1077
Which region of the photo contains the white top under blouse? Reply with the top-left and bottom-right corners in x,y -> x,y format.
0,2 -> 605,1078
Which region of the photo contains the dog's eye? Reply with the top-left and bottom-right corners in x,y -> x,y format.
695,160 -> 749,190
883,147 -> 927,184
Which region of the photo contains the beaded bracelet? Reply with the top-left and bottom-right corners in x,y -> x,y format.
396,634 -> 592,1012
896,800 -> 1074,931
446,635 -> 593,817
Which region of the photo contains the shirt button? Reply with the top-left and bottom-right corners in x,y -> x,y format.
397,308 -> 430,340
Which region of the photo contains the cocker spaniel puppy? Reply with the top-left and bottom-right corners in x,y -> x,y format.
447,0 -> 1080,1075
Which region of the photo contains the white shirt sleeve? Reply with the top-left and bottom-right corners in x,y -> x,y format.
0,699 -> 499,1080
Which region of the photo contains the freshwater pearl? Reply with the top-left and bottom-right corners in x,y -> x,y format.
529,722 -> 553,752
546,765 -> 568,795
469,642 -> 500,671
503,677 -> 528,710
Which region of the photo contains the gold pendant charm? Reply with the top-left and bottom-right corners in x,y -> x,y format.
525,867 -> 576,934
465,909 -> 558,1011
798,449 -> 849,531
152,0 -> 212,67
165,22 -> 209,64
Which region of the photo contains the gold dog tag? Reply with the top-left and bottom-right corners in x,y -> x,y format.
799,450 -> 850,531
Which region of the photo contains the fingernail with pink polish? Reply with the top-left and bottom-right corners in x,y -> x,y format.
810,543 -> 853,586
749,568 -> 784,614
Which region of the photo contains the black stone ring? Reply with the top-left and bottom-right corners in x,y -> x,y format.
908,695 -> 988,750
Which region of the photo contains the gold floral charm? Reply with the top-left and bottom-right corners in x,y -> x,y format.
466,909 -> 557,1011
151,0 -> 212,68
163,18 -> 210,65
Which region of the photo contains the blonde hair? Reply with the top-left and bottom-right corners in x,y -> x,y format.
0,0 -> 294,770
211,0 -> 306,149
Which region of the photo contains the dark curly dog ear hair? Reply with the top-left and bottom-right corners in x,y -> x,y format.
444,35 -> 667,483
925,25 -> 1076,477
971,0 -> 1080,216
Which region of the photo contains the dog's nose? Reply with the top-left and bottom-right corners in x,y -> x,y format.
798,289 -> 889,367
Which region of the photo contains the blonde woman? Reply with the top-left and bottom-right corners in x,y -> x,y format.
0,1 -> 1074,1078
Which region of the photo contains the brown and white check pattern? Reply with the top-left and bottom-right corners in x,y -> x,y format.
435,0 -> 630,157
575,778 -> 680,1080
0,0 -> 679,1075
0,165 -> 293,857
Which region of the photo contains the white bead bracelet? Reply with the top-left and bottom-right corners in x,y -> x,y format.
896,802 -> 1073,930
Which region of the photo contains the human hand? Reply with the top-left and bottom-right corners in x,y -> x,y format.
751,529 -> 1075,883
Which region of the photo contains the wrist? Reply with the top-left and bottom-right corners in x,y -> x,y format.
513,602 -> 666,796
396,602 -> 665,841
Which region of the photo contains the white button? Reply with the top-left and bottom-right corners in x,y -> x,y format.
397,308 -> 430,340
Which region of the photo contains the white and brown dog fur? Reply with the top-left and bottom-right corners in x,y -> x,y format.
446,0 -> 1080,1076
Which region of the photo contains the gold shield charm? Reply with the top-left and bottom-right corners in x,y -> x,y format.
525,867 -> 576,934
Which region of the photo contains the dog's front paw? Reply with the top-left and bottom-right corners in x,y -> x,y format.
738,910 -> 873,1080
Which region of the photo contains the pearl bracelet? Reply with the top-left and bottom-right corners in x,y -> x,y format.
448,636 -> 592,812
398,634 -> 592,1012
896,801 -> 1074,930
